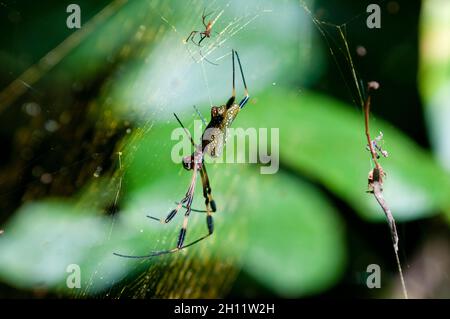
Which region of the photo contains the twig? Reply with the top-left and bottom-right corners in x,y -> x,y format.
364,82 -> 408,299
364,81 -> 381,172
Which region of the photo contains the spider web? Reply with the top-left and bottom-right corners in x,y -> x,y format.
299,0 -> 369,110
38,0 -> 273,299
70,0 -> 264,299
0,0 -> 398,299
0,0 -> 266,298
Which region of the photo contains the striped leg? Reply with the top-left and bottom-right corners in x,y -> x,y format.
234,50 -> 250,108
178,163 -> 216,214
147,192 -> 189,224
197,33 -> 207,46
186,30 -> 198,44
225,49 -> 237,108
200,165 -> 215,238
146,163 -> 198,224
113,165 -> 200,258
176,168 -> 197,248
200,164 -> 216,213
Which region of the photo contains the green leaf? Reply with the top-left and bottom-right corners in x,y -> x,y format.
234,170 -> 346,297
419,0 -> 450,172
0,201 -> 130,292
238,87 -> 450,221
124,128 -> 347,296
0,132 -> 346,298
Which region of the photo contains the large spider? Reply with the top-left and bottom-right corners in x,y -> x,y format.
114,50 -> 249,258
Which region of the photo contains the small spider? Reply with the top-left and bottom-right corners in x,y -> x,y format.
366,131 -> 388,159
185,9 -> 215,47
114,50 -> 249,258
366,132 -> 388,192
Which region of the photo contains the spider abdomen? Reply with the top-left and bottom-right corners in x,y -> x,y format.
202,103 -> 240,158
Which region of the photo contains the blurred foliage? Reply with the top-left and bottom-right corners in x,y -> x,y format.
240,88 -> 450,221
0,93 -> 348,298
419,0 -> 450,172
0,0 -> 449,299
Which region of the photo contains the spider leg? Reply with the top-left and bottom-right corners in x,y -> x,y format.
147,195 -> 188,224
234,50 -> 250,108
175,182 -> 196,248
175,165 -> 215,251
112,233 -> 212,258
197,33 -> 207,46
225,49 -> 237,108
177,202 -> 208,213
202,9 -> 213,28
200,164 -> 216,213
114,164 -> 200,259
199,50 -> 219,66
185,30 -> 198,44
173,113 -> 197,147
146,113 -> 198,224
193,105 -> 207,126
114,116 -> 215,259
192,34 -> 202,46
147,155 -> 199,224
115,166 -> 215,259
177,164 -> 217,214
186,45 -> 218,66
175,162 -> 214,251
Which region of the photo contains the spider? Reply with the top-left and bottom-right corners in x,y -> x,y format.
366,133 -> 388,192
185,9 -> 214,47
114,50 -> 249,258
366,131 -> 388,159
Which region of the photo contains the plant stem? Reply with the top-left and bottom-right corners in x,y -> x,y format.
364,82 -> 381,172
364,82 -> 408,299
372,181 -> 408,299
